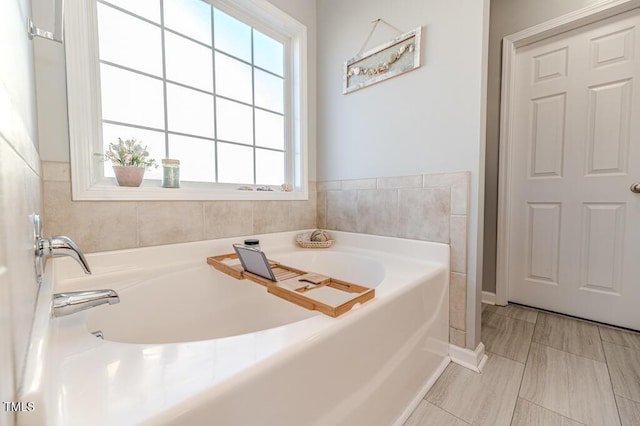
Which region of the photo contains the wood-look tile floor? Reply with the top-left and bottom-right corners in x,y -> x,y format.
405,304 -> 640,426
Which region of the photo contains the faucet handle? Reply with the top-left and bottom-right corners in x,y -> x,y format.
48,236 -> 92,274
32,214 -> 92,275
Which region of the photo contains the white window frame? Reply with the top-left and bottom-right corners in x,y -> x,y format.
65,0 -> 308,201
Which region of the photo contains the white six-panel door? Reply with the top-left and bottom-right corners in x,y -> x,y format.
507,8 -> 640,330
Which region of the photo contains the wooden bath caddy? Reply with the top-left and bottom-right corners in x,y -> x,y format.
206,253 -> 375,317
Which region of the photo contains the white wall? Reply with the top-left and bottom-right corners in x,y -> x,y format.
483,0 -> 602,294
317,0 -> 490,348
265,0 -> 317,181
31,0 -> 67,163
0,1 -> 43,423
33,0 -> 317,181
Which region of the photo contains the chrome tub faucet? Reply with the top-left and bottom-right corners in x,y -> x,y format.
36,235 -> 92,274
30,215 -> 120,317
52,289 -> 120,317
33,214 -> 91,275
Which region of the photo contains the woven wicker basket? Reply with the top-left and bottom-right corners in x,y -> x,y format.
295,232 -> 335,249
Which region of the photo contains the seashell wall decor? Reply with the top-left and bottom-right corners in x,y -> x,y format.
344,25 -> 422,94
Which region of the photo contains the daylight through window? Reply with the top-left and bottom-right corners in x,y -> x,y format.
96,0 -> 288,187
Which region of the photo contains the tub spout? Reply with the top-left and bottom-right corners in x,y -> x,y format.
52,290 -> 119,317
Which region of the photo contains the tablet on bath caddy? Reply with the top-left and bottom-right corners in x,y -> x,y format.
208,246 -> 375,317
232,244 -> 276,281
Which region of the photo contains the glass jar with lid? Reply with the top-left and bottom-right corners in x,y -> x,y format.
161,159 -> 180,188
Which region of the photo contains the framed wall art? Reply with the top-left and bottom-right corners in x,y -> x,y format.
343,25 -> 422,94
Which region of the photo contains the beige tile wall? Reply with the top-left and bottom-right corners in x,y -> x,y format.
42,162 -> 317,253
1,1 -> 42,416
317,172 -> 470,347
0,139 -> 42,416
42,162 -> 469,347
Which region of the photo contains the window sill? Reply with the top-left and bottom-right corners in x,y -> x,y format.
71,179 -> 309,201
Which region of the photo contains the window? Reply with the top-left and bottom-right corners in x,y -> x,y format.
65,0 -> 308,200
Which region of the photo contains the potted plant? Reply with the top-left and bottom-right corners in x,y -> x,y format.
99,138 -> 157,187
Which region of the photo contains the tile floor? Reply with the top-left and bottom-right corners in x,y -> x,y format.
405,303 -> 640,426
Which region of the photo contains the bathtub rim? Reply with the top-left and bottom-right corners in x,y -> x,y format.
67,232 -> 448,345
21,230 -> 450,426
51,229 -> 449,287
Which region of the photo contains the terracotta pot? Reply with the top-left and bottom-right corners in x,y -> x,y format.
113,165 -> 145,187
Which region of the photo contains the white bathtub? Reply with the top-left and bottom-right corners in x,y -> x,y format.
21,230 -> 450,426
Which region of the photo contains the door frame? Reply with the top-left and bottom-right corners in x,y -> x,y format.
495,0 -> 640,306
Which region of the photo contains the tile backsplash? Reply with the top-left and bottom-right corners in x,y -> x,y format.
316,172 -> 470,347
0,140 -> 41,421
42,163 -> 470,348
42,162 -> 317,253
1,1 -> 42,420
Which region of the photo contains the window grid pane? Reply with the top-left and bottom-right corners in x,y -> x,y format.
101,0 -> 160,24
98,1 -> 287,186
97,3 -> 163,76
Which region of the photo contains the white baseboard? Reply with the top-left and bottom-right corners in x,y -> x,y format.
395,344 -> 489,423
482,291 -> 496,305
393,356 -> 451,425
449,342 -> 488,373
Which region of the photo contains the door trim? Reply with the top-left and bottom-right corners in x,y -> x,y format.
495,0 -> 640,306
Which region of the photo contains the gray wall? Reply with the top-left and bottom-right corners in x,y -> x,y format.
317,0 -> 490,348
483,0 -> 601,294
0,1 -> 43,424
